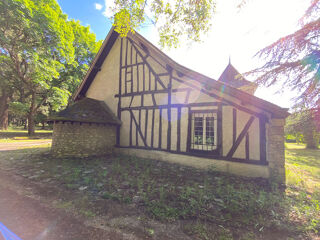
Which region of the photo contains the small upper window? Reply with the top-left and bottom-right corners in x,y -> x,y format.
190,112 -> 217,151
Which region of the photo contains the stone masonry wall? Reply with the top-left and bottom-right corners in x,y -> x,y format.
266,119 -> 286,184
51,122 -> 116,157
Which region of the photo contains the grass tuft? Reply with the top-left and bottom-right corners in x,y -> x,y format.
0,142 -> 319,238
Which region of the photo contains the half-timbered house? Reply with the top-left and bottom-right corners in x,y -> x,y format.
51,28 -> 289,183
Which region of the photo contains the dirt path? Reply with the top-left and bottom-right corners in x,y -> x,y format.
0,142 -> 129,240
0,184 -> 122,240
0,169 -> 131,240
0,140 -> 52,151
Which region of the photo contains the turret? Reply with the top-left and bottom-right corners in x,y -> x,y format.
218,62 -> 258,95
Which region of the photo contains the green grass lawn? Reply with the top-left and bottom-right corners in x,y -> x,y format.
0,138 -> 52,143
0,141 -> 319,239
286,143 -> 320,191
0,127 -> 52,142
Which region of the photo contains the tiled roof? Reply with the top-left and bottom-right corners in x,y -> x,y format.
49,98 -> 121,125
218,63 -> 256,88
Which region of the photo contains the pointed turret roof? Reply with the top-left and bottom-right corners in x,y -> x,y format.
218,63 -> 255,88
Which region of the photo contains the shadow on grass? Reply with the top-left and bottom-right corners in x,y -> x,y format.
0,130 -> 52,139
286,148 -> 320,169
0,146 -> 50,158
1,147 -> 319,238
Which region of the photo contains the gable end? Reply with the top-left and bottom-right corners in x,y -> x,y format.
75,30 -> 119,100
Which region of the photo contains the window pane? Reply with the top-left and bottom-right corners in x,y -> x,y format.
206,117 -> 214,146
194,117 -> 203,144
190,113 -> 217,151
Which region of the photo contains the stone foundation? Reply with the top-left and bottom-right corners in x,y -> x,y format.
51,121 -> 116,157
266,119 -> 286,183
51,118 -> 286,183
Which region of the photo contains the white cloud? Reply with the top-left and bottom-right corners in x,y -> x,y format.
153,0 -> 309,108
95,3 -> 103,11
103,0 -> 116,18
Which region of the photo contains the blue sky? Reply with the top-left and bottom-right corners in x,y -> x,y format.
58,0 -> 112,40
57,0 -> 309,109
58,0 -> 152,41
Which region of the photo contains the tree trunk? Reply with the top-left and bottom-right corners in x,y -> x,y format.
27,92 -> 36,136
0,90 -> 10,130
304,128 -> 317,149
27,112 -> 35,136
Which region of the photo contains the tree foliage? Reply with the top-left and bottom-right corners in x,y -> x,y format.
247,0 -> 320,108
0,0 -> 74,134
285,107 -> 320,148
0,0 -> 101,134
108,0 -> 216,48
59,20 -> 102,97
0,0 -> 217,133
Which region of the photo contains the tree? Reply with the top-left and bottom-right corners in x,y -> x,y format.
0,67 -> 13,130
8,101 -> 29,126
285,108 -> 320,148
0,88 -> 11,130
58,20 -> 102,98
107,0 -> 216,48
1,0 -> 216,134
0,50 -> 18,130
247,0 -> 320,109
0,0 -> 75,135
0,0 -> 102,135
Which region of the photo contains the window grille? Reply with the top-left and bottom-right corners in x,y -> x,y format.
190,112 -> 217,151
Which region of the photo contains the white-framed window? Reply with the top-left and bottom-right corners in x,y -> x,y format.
190,111 -> 218,151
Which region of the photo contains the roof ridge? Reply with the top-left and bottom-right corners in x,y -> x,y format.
48,97 -> 122,125
73,28 -> 289,118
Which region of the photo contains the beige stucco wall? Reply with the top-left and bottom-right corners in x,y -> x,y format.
222,106 -> 234,156
221,106 -> 260,160
249,116 -> 260,160
86,38 -> 121,115
86,36 -> 266,161
171,71 -> 267,114
82,35 -> 286,182
115,147 -> 270,179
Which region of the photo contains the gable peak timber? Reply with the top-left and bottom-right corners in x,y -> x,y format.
73,28 -> 289,119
